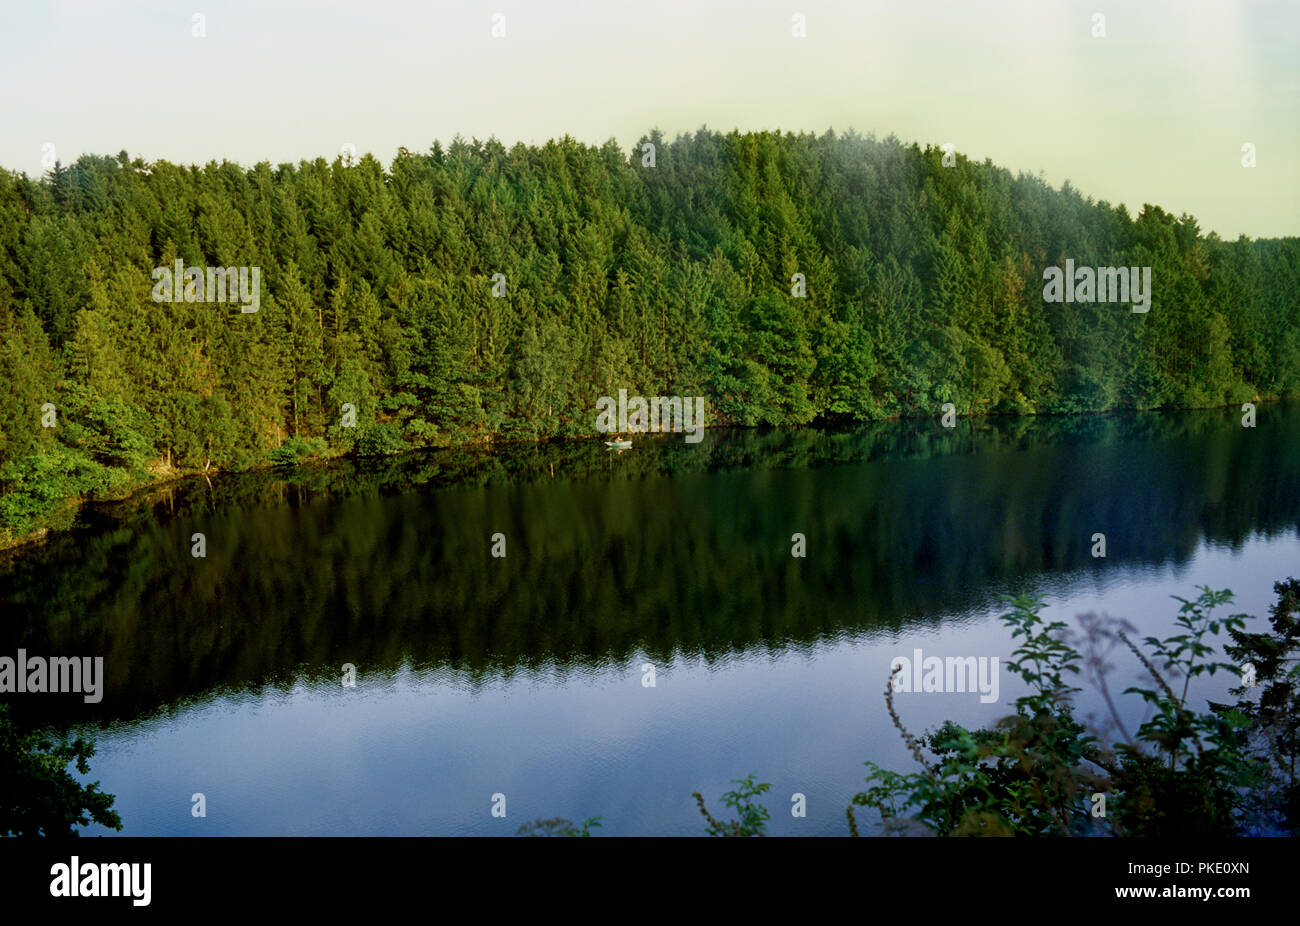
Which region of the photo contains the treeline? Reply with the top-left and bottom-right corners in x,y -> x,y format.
1,128 -> 1298,541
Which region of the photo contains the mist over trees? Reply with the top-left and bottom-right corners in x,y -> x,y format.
1,128 -> 1298,541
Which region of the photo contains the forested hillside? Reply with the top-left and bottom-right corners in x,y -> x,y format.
1,128 -> 1298,543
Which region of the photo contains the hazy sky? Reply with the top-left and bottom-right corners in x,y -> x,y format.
1,0 -> 1295,237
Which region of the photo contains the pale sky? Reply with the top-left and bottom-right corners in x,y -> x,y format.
1,0 -> 1295,238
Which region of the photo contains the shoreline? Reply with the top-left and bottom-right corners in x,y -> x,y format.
0,397 -> 1280,560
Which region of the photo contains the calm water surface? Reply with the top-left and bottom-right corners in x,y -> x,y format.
2,405 -> 1298,834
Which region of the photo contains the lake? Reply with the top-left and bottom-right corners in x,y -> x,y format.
2,404 -> 1298,835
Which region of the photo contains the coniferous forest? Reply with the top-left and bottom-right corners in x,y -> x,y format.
2,128 -> 1299,544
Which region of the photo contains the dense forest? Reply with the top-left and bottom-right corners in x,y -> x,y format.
1,128 -> 1298,544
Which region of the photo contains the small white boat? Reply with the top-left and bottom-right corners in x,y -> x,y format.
605,438 -> 632,451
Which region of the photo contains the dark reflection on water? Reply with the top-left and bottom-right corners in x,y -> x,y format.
2,403 -> 1298,734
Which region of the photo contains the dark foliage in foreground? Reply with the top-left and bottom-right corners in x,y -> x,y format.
522,578 -> 1300,836
0,703 -> 121,836
851,580 -> 1299,836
